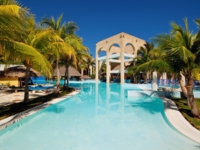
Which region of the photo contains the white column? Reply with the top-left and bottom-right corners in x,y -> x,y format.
162,72 -> 167,85
120,38 -> 124,84
95,49 -> 99,83
152,71 -> 158,90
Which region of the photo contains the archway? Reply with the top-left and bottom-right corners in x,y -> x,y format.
95,32 -> 146,84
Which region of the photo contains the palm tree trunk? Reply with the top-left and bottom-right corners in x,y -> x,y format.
178,74 -> 187,99
66,62 -> 69,88
24,66 -> 30,104
56,58 -> 60,88
186,81 -> 200,117
63,62 -> 68,88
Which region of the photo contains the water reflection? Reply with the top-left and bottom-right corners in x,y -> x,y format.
0,83 -> 199,150
95,83 -> 164,117
46,105 -> 65,114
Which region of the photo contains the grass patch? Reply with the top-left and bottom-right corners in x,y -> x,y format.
0,87 -> 74,121
171,97 -> 200,130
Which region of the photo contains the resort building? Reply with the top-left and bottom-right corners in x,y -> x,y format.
0,64 -> 24,87
95,32 -> 146,84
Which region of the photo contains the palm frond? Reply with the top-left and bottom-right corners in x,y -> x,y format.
194,19 -> 200,28
133,59 -> 171,74
152,34 -> 172,50
0,0 -> 30,18
14,41 -> 52,77
65,21 -> 79,34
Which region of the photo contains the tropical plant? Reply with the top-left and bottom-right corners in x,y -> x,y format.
0,0 -> 52,103
0,0 -> 29,17
84,55 -> 95,76
128,42 -> 157,83
41,14 -> 76,88
63,33 -> 88,88
132,19 -> 200,117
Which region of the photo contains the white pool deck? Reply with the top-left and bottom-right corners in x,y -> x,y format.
162,97 -> 200,144
0,85 -> 200,144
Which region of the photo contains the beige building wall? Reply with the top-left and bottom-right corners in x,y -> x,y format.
96,32 -> 146,84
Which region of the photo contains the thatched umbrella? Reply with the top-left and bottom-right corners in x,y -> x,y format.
68,66 -> 81,77
53,66 -> 81,77
4,66 -> 40,78
81,75 -> 91,79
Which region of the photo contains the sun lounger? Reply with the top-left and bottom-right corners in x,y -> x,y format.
29,85 -> 55,91
0,84 -> 7,89
193,80 -> 200,90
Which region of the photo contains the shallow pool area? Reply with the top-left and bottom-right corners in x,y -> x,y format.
0,83 -> 199,150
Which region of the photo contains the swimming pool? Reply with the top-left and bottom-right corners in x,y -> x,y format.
0,83 -> 199,150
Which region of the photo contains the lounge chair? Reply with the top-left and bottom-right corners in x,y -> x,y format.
29,84 -> 55,92
175,79 -> 179,86
193,80 -> 200,90
0,84 -> 7,89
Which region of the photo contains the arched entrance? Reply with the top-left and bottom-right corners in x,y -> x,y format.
96,32 -> 146,84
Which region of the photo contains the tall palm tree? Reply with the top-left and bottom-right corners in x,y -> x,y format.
134,19 -> 200,117
128,42 -> 158,83
63,33 -> 88,88
137,42 -> 154,81
83,55 -> 95,76
41,14 -> 76,88
0,1 -> 52,103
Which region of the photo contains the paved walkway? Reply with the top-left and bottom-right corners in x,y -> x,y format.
0,89 -> 54,106
162,97 -> 200,143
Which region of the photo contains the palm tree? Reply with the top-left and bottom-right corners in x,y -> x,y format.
128,42 -> 157,83
134,19 -> 200,117
155,19 -> 200,117
137,43 -> 154,82
83,55 -> 95,76
63,33 -> 88,88
41,14 -> 76,88
0,1 -> 52,103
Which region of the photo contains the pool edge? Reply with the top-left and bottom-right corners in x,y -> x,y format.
0,88 -> 81,131
161,97 -> 200,144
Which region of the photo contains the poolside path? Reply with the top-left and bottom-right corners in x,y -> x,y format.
162,97 -> 200,144
0,88 -> 54,106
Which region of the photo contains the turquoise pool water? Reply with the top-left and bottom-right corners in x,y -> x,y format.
0,83 -> 199,150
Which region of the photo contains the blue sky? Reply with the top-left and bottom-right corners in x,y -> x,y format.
18,0 -> 200,58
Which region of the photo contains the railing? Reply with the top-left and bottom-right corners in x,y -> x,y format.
156,79 -> 179,86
